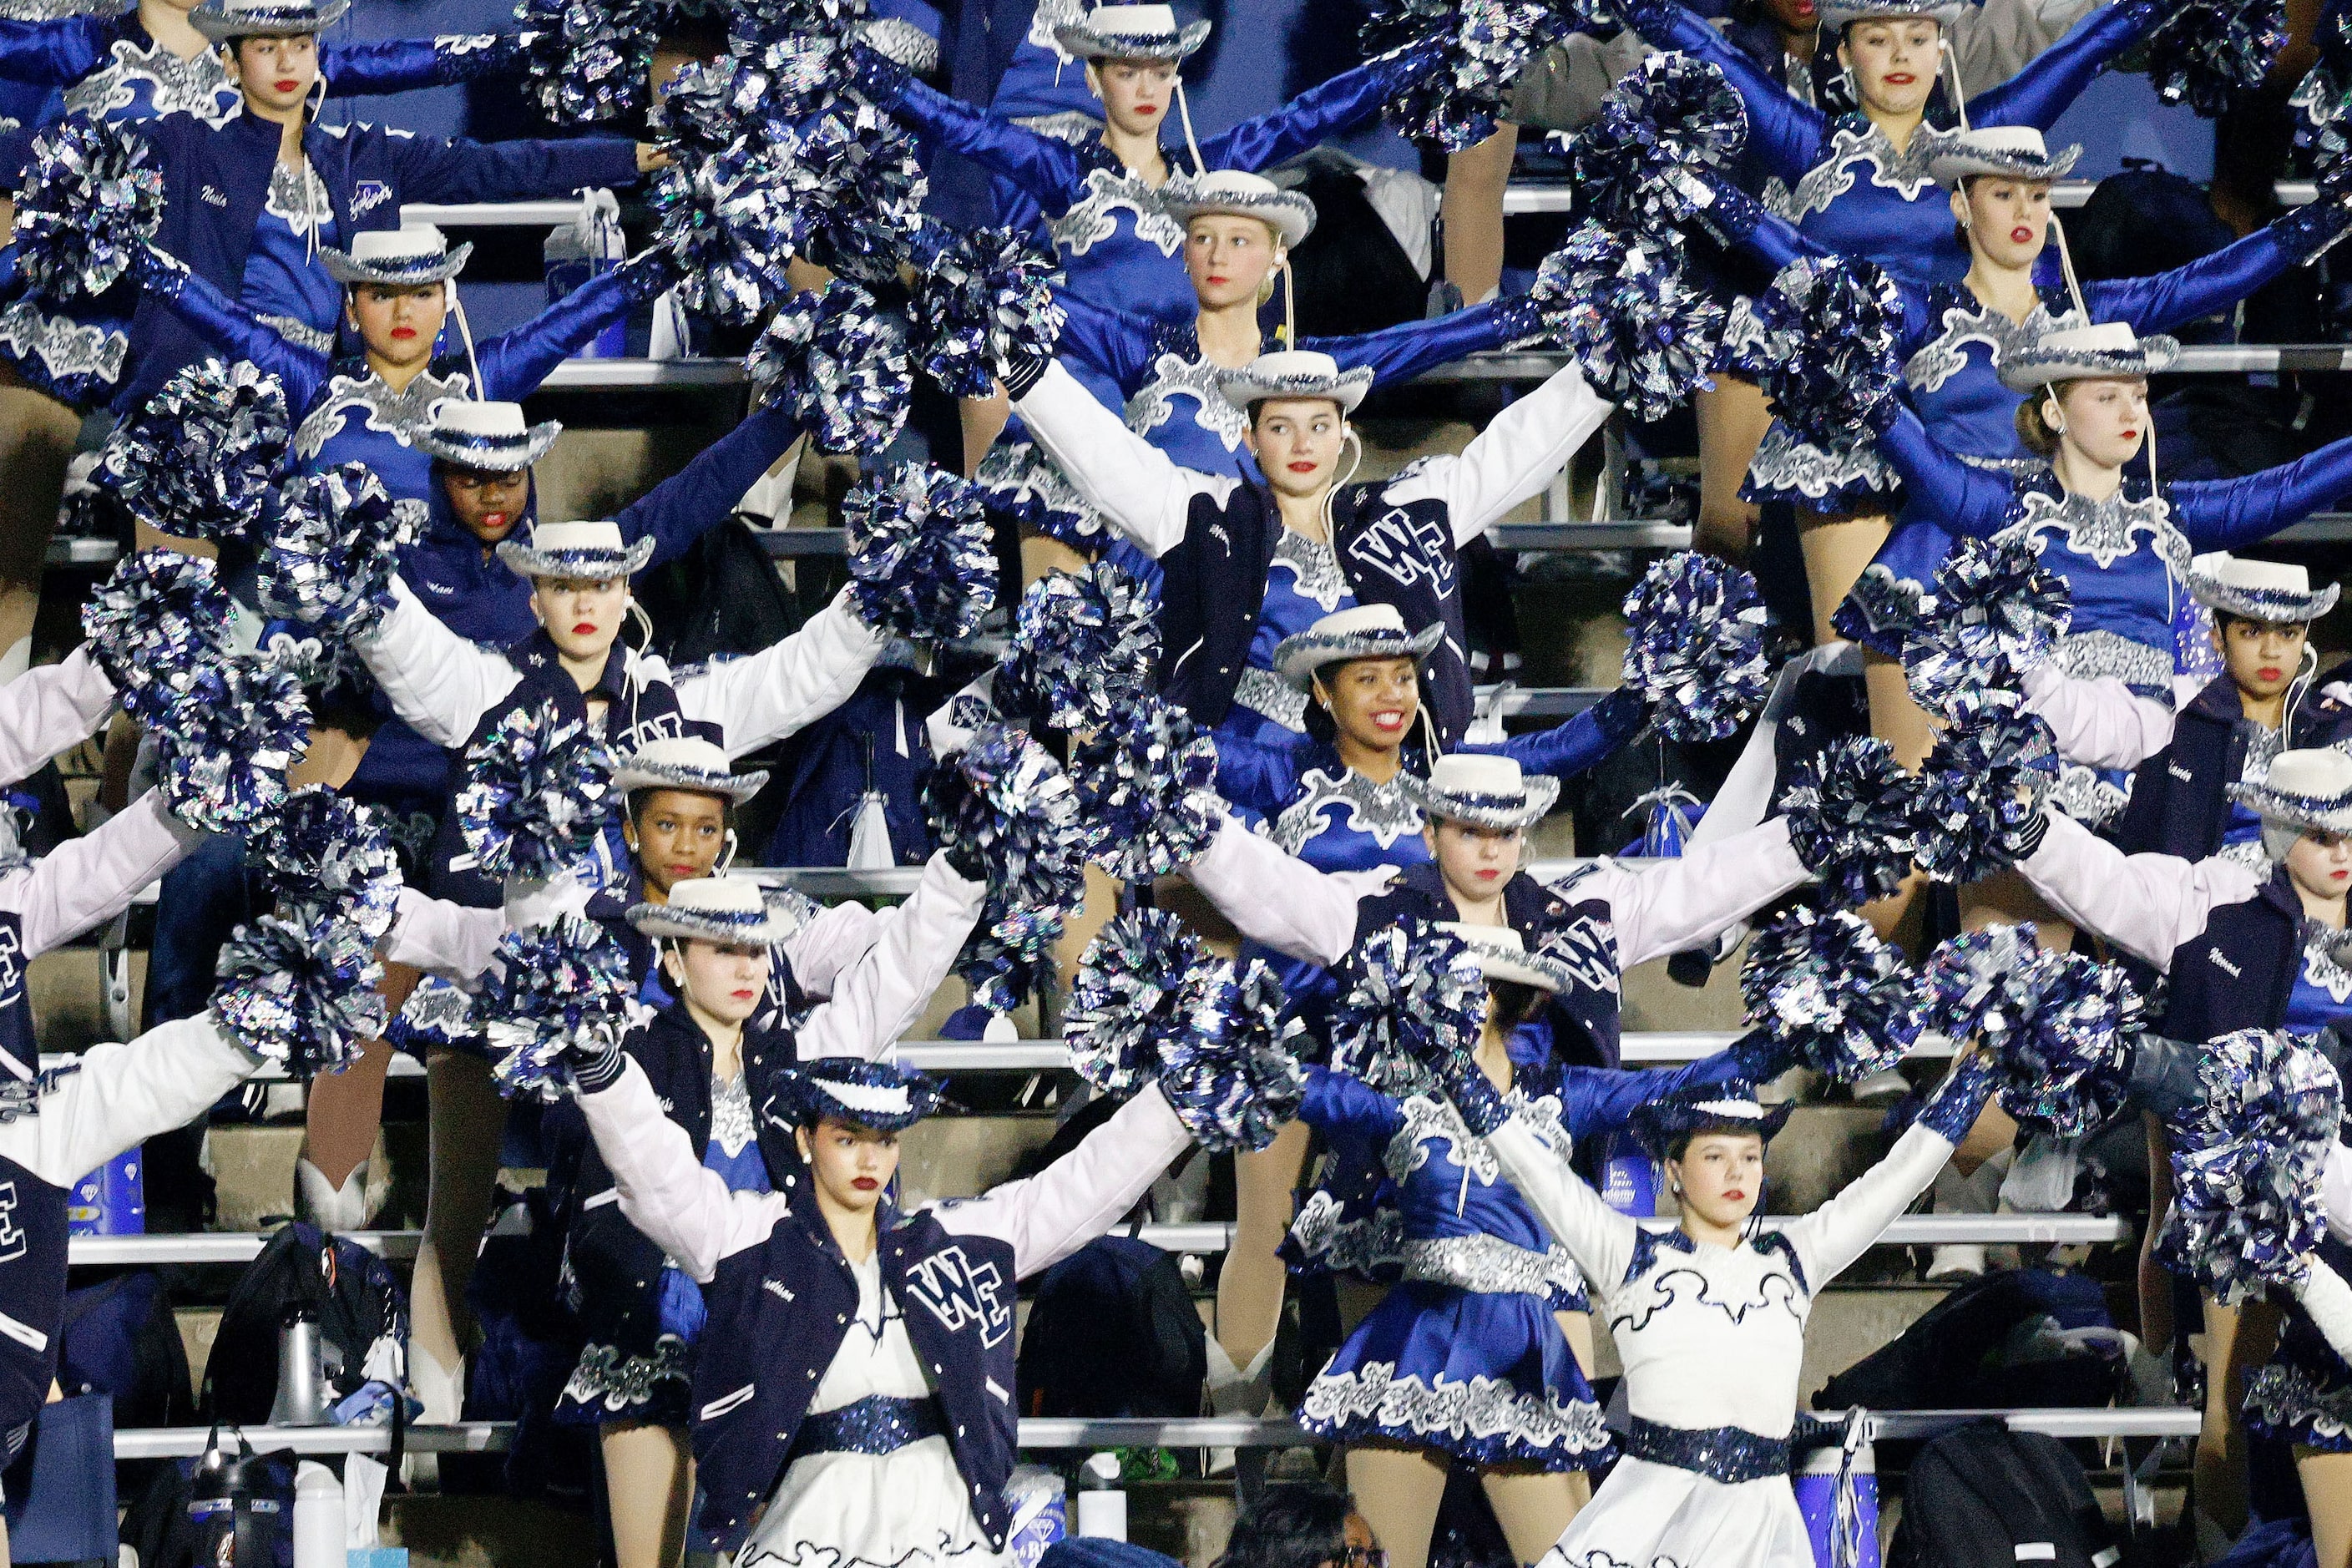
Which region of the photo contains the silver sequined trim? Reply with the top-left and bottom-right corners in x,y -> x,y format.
2051,629 -> 2175,694
2304,928 -> 2352,1005
1746,418 -> 1894,502
562,1335 -> 692,1414
397,977 -> 476,1037
296,366 -> 469,463
1013,109 -> 1104,144
258,312 -> 334,355
1234,665 -> 1308,732
2001,487 -> 2190,574
1766,120 -> 1940,223
1026,0 -> 1085,53
1400,1233 -> 1587,1302
1049,165 -> 1185,258
2218,837 -> 2274,874
1287,1189 -> 1406,1276
711,1070 -> 756,1158
0,299 -> 127,384
1905,297 -> 2076,395
1388,1089 -> 1571,1188
2246,1360 -> 2352,1445
1299,1360 -> 1615,1454
265,160 -> 331,235
63,38 -> 238,124
1272,766 -> 1423,855
1960,453 -> 2044,475
2047,761 -> 2131,827
1127,350 -> 1249,451
1273,528 -> 1348,611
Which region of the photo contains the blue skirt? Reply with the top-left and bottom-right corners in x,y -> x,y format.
2245,1323 -> 2352,1454
555,1266 -> 706,1429
1298,1281 -> 1612,1469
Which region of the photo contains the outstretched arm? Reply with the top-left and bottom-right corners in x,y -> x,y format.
475,247 -> 679,404
2018,662 -> 2183,770
0,14 -> 102,84
1787,1054 -> 1991,1282
1873,404 -> 2017,539
793,852 -> 986,1061
936,1083 -> 1191,1277
1488,1104 -> 1641,1295
1974,0 -> 2172,129
2288,1257 -> 2352,1366
1203,41 -> 1442,171
2089,202 -> 2352,337
1475,686 -> 1651,781
615,405 -> 807,574
4,790 -> 200,961
1308,296 -> 1528,389
385,128 -> 642,205
128,247 -> 326,408
2013,808 -> 2264,967
352,578 -> 524,748
2172,434 -> 2352,549
0,645 -> 116,789
1052,288 -> 1160,393
1181,814 -> 1399,967
321,32 -> 532,95
1008,358 -> 1241,557
1,1016 -> 260,1191
575,1055 -> 792,1280
383,886 -> 508,981
1555,1033 -> 1787,1140
1294,1065 -> 1408,1144
1570,817 -> 1813,969
1613,0 -> 1827,182
673,589 -> 889,756
873,75 -> 1091,214
1383,360 -> 1613,546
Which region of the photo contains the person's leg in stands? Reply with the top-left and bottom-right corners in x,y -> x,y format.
297,963 -> 422,1232
1344,1445 -> 1454,1568
2140,1114 -> 2176,1357
1694,379 -> 1774,564
0,368 -> 77,684
602,1421 -> 693,1568
1442,125 -> 1517,306
2299,1447 -> 2352,1568
1796,508 -> 1890,648
1211,1120 -> 1310,1414
2196,1293 -> 2283,1537
407,1046 -> 508,1425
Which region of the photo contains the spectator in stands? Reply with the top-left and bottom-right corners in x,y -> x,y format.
548,866 -> 983,1568
1971,745 -> 2352,1543
1216,1481 -> 1383,1568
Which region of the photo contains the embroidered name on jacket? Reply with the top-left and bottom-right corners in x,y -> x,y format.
352,180 -> 395,216
903,1246 -> 1012,1347
1348,507 -> 1454,594
0,1184 -> 26,1265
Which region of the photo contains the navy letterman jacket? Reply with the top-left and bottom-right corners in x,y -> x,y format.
1008,359 -> 1613,750
575,1060 -> 1193,1553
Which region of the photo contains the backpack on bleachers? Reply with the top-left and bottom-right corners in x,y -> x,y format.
201,1222 -> 408,1425
1815,1268 -> 2127,1411
1888,1422 -> 2120,1568
1016,1232 -> 1205,1418
58,1269 -> 193,1431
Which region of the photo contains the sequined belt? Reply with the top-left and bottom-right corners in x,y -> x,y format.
788,1394 -> 947,1460
1399,1234 -> 1581,1298
2052,629 -> 2173,700
1625,1415 -> 1789,1484
1233,665 -> 1308,733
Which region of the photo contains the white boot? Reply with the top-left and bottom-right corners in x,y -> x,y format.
403,1348 -> 465,1490
1203,1340 -> 1273,1474
294,1158 -> 373,1234
1926,1161 -> 1991,1281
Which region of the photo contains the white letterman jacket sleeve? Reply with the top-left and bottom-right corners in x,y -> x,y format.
1571,818 -> 1813,970
8,1016 -> 263,1190
777,900 -> 885,1001
382,886 -> 509,981
353,578 -> 523,748
3,791 -> 203,961
2021,663 -> 2183,771
1181,813 -> 1400,966
674,589 -> 890,756
0,647 -> 116,791
2326,1141 -> 2352,1247
794,852 -> 987,1061
1013,362 -> 1240,559
580,1057 -> 794,1282
1378,361 -> 1615,546
932,1084 -> 1191,1278
2015,810 -> 2265,969
2289,1257 -> 2352,1367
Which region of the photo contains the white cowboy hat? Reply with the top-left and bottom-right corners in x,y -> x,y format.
495,519 -> 655,581
2183,554 -> 2340,625
1272,604 -> 1443,690
1216,349 -> 1372,416
1161,169 -> 1316,249
411,399 -> 560,473
1399,753 -> 1560,832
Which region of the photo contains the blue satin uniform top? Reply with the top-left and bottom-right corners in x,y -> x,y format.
237,160 -> 341,351
1720,187 -> 2346,510
1861,410 -> 2352,696
878,41 -> 1434,323
1623,0 -> 2168,286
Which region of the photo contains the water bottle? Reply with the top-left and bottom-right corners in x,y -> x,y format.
269,1307 -> 329,1426
1073,1452 -> 1126,1540
291,1462 -> 342,1568
66,1146 -> 144,1235
186,1433 -> 283,1568
543,190 -> 626,357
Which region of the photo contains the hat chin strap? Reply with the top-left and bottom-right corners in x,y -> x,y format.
1173,73 -> 1205,177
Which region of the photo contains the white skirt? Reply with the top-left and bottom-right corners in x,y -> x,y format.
1540,1456 -> 1813,1568
735,1435 -> 1006,1568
